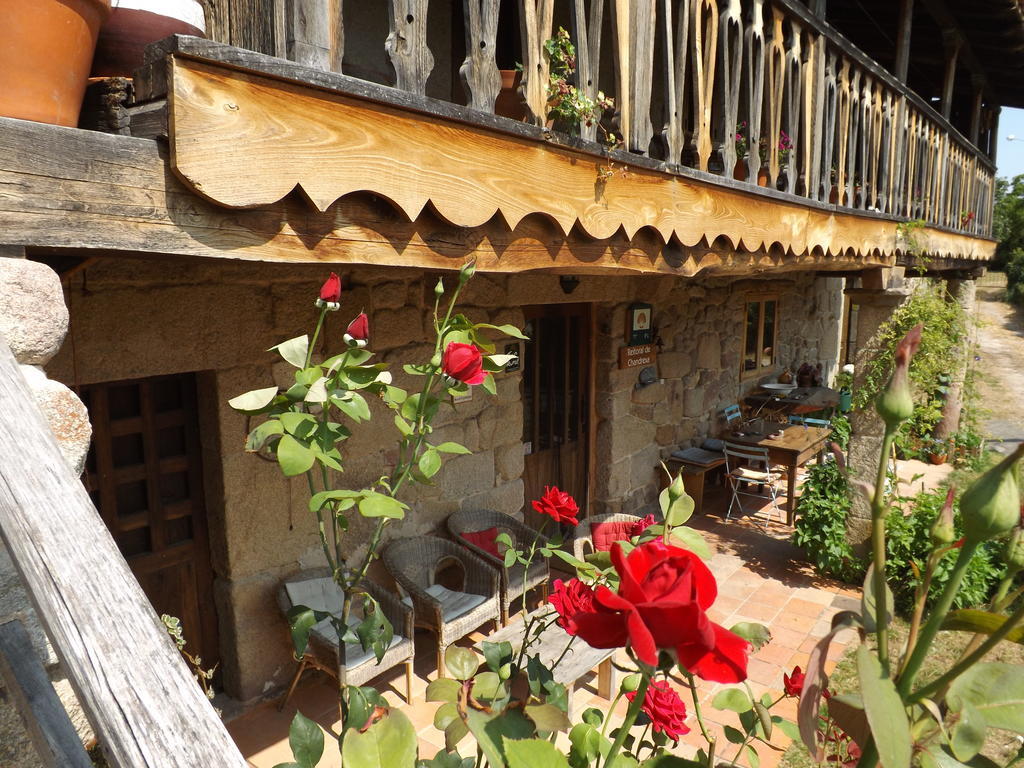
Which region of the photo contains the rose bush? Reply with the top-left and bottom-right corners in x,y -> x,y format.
532,485 -> 580,526
627,679 -> 691,741
442,341 -> 486,385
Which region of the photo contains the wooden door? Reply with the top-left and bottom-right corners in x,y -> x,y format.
80,373 -> 219,672
521,304 -> 593,527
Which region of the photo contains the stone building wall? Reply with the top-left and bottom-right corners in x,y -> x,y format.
46,256 -> 844,701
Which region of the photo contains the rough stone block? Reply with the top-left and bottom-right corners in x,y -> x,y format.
439,450 -> 495,498
494,442 -> 525,481
17,365 -> 92,476
683,388 -> 703,417
657,352 -> 692,380
0,259 -> 68,366
477,403 -> 522,448
372,281 -> 412,309
631,381 -> 666,405
374,306 -> 424,349
460,479 -> 524,516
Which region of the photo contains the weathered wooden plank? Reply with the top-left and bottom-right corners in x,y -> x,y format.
573,0 -> 607,142
386,0 -> 434,95
0,344 -> 249,768
0,620 -> 92,768
283,0 -> 343,72
460,0 -> 501,113
659,0 -> 690,164
612,0 -> 632,149
765,8 -> 785,187
742,0 -> 765,183
717,0 -> 743,176
783,17 -> 802,195
624,0 -> 657,154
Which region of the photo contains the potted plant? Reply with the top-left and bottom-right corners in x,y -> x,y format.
494,68 -> 526,121
734,122 -> 749,180
0,0 -> 112,126
91,0 -> 207,78
834,362 -> 854,412
927,437 -> 950,465
543,28 -> 617,146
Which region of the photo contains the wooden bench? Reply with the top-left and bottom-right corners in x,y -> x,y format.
663,455 -> 727,514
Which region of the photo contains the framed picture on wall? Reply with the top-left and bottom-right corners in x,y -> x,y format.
626,302 -> 654,345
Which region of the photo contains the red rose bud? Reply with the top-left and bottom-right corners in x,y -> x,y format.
319,272 -> 342,303
442,342 -> 487,386
344,312 -> 369,347
876,324 -> 922,430
532,486 -> 580,526
961,443 -> 1024,545
548,578 -> 596,636
626,680 -> 690,741
783,666 -> 805,697
930,486 -> 957,546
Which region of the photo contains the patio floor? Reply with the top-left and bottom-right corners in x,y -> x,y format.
225,471 -> 874,768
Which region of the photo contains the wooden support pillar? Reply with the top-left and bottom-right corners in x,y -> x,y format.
934,277 -> 976,443
894,0 -> 913,83
940,29 -> 960,121
810,0 -> 826,18
990,106 -> 1001,164
843,285 -> 910,553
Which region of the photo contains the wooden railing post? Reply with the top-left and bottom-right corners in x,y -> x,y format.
0,338 -> 249,768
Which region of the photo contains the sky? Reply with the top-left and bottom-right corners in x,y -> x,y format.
997,107 -> 1024,180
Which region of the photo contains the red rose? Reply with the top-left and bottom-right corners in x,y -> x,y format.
783,665 -> 805,697
572,540 -> 750,682
346,312 -> 369,341
626,679 -> 690,741
532,486 -> 579,526
319,272 -> 342,303
630,514 -> 657,538
548,578 -> 595,636
442,342 -> 487,386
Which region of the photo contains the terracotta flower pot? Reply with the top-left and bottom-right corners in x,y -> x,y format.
928,452 -> 947,466
0,0 -> 112,126
495,69 -> 527,122
733,157 -> 748,181
92,0 -> 207,78
757,169 -> 770,187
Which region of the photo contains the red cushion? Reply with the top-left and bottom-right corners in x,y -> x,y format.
461,527 -> 501,558
590,521 -> 636,552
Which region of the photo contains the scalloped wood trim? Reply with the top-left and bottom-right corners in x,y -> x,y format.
167,57 -> 992,266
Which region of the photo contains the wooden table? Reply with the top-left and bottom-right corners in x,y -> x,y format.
723,424 -> 832,525
744,386 -> 839,416
475,608 -> 616,716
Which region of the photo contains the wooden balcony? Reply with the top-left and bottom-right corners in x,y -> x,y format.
0,0 -> 1004,275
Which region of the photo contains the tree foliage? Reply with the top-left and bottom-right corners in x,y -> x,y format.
994,174 -> 1024,268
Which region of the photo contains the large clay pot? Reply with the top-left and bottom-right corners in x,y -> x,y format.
0,0 -> 112,126
495,69 -> 527,122
92,0 -> 206,78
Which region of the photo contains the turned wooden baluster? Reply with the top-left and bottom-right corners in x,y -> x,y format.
691,0 -> 718,172
907,111 -> 919,218
891,95 -> 907,215
386,0 -> 434,95
572,0 -> 607,141
660,0 -> 691,164
877,89 -> 892,213
800,30 -> 825,200
857,74 -> 873,208
282,0 -> 345,72
867,82 -> 883,210
845,68 -> 861,209
835,57 -> 851,205
519,0 -> 555,126
819,49 -> 837,201
765,7 -> 785,187
743,0 -> 765,184
718,0 -> 743,176
460,0 -> 501,113
623,0 -> 657,154
783,17 -> 802,195
611,0 -> 632,148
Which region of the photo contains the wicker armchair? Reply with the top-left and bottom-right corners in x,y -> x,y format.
383,536 -> 500,677
447,509 -> 551,625
276,569 -> 415,710
570,513 -> 645,561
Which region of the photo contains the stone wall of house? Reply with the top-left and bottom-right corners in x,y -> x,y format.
47,257 -> 844,701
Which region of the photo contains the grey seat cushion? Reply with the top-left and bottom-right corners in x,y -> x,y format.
402,583 -> 487,621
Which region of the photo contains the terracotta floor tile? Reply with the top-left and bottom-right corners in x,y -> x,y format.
785,597 -> 834,619
786,651 -> 811,670
738,600 -> 783,622
755,640 -> 800,666
765,626 -> 806,650
746,658 -> 784,687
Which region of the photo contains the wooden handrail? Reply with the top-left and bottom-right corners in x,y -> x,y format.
0,338 -> 248,768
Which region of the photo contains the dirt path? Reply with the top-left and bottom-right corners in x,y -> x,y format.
973,283 -> 1024,454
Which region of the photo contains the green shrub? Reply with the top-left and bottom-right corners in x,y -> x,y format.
1007,248 -> 1024,307
793,465 -> 1003,610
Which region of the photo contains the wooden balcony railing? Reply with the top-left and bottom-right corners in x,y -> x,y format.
208,0 -> 998,240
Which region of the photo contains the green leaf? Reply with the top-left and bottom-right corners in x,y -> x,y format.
856,644 -> 911,768
472,671 -> 504,701
419,448 -> 442,478
464,708 -> 534,768
358,492 -> 408,519
713,687 -> 753,713
582,708 -> 603,727
551,549 -> 589,569
481,640 -> 514,672
342,710 -> 417,768
394,413 -> 413,436
729,622 -> 772,652
309,489 -> 363,512
950,702 -> 987,762
285,605 -> 329,658
228,385 -> 280,413
525,703 -> 572,733
335,392 -> 372,422
723,725 -> 745,744
277,434 -> 316,476
941,609 -> 1024,644
503,548 -> 517,567
948,663 -> 1024,733
444,646 -> 480,680
827,693 -> 869,748
744,744 -> 760,768
660,486 -> 695,526
435,442 -> 472,455
568,723 -> 604,768
246,419 -> 284,452
504,738 -> 570,768
287,710 -> 324,768
666,527 -> 710,559
861,565 -> 894,634
483,354 -> 518,371
270,335 -> 310,368
280,412 -> 317,436
304,376 -> 328,404
426,678 -> 462,703
479,373 -> 497,395
433,702 -> 459,731
445,718 -> 469,752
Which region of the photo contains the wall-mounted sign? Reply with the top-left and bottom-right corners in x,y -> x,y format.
626,302 -> 653,345
619,344 -> 658,369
